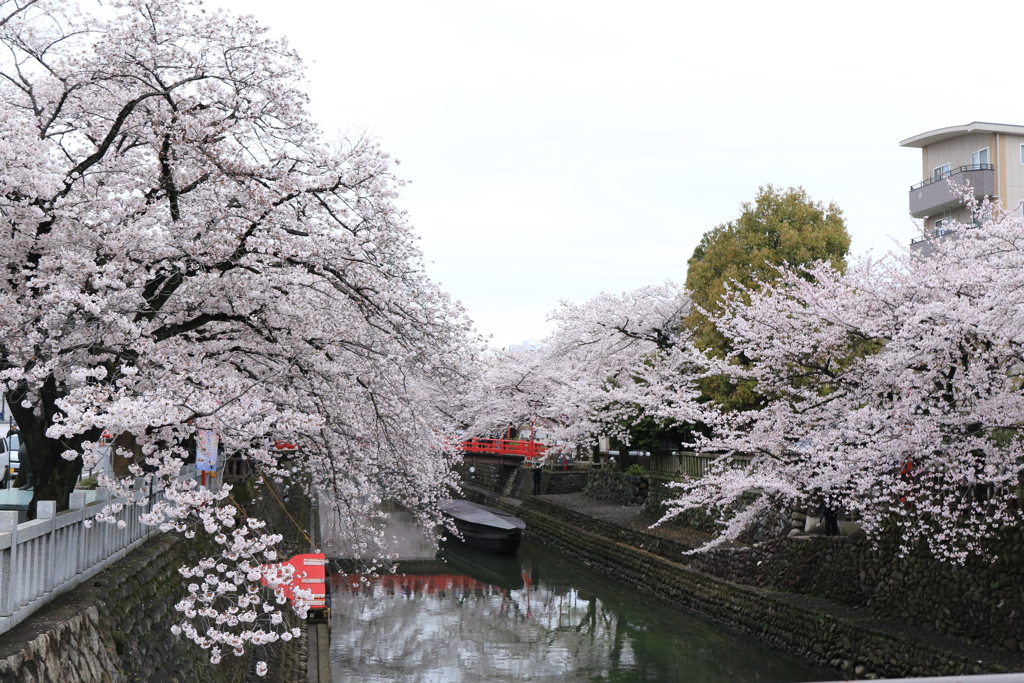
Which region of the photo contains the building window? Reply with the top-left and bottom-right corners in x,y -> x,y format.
932,218 -> 956,236
971,147 -> 989,167
933,163 -> 951,178
1020,143 -> 1024,164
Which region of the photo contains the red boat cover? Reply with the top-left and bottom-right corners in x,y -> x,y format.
261,553 -> 328,608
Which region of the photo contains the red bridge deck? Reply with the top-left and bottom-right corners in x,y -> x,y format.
458,438 -> 548,465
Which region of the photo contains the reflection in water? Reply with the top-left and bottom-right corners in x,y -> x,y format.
320,499 -> 437,562
330,541 -> 838,683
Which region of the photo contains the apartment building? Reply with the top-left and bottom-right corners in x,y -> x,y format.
901,121 -> 1024,249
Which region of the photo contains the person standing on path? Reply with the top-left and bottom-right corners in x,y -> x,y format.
819,503 -> 839,537
532,464 -> 543,495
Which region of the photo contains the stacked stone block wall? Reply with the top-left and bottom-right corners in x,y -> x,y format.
582,469 -> 646,505
686,528 -> 1024,657
540,470 -> 589,494
455,463 -> 587,497
505,468 -> 532,498
454,463 -> 512,492
518,502 -> 1023,680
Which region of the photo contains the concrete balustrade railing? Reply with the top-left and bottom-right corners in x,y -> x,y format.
0,464 -> 197,637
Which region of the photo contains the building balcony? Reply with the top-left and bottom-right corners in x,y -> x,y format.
908,164 -> 995,218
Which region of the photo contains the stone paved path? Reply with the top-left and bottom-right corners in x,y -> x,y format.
537,491 -> 719,547
464,485 -> 721,548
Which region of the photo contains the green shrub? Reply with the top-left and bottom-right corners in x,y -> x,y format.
625,464 -> 646,477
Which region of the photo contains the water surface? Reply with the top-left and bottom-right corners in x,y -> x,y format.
330,540 -> 838,683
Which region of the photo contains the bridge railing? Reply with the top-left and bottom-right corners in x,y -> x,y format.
0,464 -> 196,637
459,438 -> 549,459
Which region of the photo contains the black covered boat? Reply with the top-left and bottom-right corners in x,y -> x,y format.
437,499 -> 526,553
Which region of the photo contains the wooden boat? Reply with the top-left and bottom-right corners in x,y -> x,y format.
437,499 -> 526,553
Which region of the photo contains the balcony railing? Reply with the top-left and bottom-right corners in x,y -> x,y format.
909,165 -> 996,218
910,226 -> 958,245
910,164 -> 993,191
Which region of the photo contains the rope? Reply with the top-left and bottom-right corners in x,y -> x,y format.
259,472 -> 317,550
226,492 -> 283,559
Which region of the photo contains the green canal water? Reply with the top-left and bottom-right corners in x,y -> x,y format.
329,540 -> 839,683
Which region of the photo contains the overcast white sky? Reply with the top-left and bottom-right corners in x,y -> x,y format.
215,0 -> 1024,347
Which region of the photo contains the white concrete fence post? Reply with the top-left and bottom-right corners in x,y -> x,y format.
92,487 -> 110,562
36,501 -> 56,602
68,492 -> 86,581
0,510 -> 19,620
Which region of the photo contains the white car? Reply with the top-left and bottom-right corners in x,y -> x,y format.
0,434 -> 11,487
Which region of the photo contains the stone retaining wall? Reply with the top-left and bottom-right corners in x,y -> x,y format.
465,491 -> 1024,680
685,528 -> 1024,657
538,470 -> 589,495
0,476 -> 315,683
582,470 -> 649,505
521,508 -> 1003,680
525,496 -> 696,558
454,463 -> 587,498
455,463 -> 512,492
635,478 -> 1024,658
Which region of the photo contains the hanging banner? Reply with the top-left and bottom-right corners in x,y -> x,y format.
196,430 -> 219,472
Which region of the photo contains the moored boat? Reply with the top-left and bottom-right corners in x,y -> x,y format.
437,499 -> 526,553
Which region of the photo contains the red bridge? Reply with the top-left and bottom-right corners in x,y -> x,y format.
458,438 -> 549,466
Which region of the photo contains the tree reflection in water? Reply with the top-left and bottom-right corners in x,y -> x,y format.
330,542 -> 838,683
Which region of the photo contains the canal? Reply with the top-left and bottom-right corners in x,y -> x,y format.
328,540 -> 840,683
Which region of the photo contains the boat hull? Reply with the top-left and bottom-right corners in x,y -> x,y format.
438,500 -> 527,554
450,519 -> 523,553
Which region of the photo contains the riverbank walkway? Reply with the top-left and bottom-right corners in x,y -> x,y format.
463,484 -> 1024,680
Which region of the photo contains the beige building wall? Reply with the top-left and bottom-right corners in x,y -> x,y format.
921,132 -> 1024,217
996,133 -> 1024,213
922,207 -> 971,233
922,132 -> 992,176
905,123 -> 1024,241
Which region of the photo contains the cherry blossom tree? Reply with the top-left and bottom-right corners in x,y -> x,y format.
0,0 -> 474,667
462,284 -> 702,452
661,192 -> 1024,563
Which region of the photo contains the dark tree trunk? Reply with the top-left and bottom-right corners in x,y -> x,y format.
112,432 -> 144,478
6,376 -> 99,518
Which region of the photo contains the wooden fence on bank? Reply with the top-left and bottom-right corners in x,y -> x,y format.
649,451 -> 752,478
0,464 -> 198,637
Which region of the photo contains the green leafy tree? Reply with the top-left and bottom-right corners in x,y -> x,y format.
684,185 -> 851,410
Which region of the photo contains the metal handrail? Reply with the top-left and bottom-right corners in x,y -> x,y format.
459,437 -> 549,459
910,223 -> 981,244
910,164 -> 993,191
